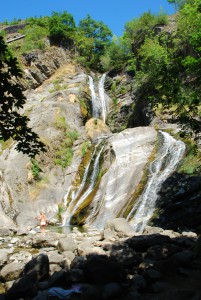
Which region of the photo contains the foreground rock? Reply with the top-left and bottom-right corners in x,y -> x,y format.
0,220 -> 200,300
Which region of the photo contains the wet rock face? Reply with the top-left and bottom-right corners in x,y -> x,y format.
151,173 -> 201,233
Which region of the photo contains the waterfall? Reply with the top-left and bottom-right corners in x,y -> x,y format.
88,75 -> 100,118
86,127 -> 157,229
98,74 -> 107,123
127,131 -> 185,233
88,74 -> 108,123
62,142 -> 104,225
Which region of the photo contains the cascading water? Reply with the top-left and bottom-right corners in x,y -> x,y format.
86,127 -> 157,229
62,74 -> 186,231
98,74 -> 107,123
127,131 -> 186,233
88,74 -> 108,123
88,75 -> 100,118
62,142 -> 104,225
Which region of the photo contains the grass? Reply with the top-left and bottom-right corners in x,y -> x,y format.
81,141 -> 91,157
31,159 -> 41,181
0,138 -> 13,154
54,114 -> 67,130
177,139 -> 201,175
53,130 -> 79,169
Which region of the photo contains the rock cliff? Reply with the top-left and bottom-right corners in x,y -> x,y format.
0,52 -> 91,229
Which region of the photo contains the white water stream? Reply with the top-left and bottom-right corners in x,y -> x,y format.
127,131 -> 186,232
88,74 -> 108,123
88,76 -> 100,118
62,143 -> 104,225
98,74 -> 107,123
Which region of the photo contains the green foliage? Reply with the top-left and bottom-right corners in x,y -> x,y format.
124,10 -> 168,45
49,11 -> 75,46
67,130 -> 80,143
0,30 -> 6,38
57,205 -> 63,222
100,36 -> 132,71
53,130 -> 79,169
124,0 -> 201,140
76,14 -> 112,69
139,37 -> 170,76
20,23 -> 48,52
81,141 -> 91,156
31,159 -> 41,180
178,139 -> 201,174
54,115 -> 67,130
0,36 -> 46,157
167,0 -> 190,10
54,146 -> 73,169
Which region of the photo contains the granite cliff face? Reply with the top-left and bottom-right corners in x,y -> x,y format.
0,54 -> 91,229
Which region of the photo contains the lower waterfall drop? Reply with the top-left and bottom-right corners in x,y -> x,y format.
127,131 -> 186,233
62,142 -> 104,225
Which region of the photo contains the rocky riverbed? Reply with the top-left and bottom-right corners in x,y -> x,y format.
0,219 -> 201,300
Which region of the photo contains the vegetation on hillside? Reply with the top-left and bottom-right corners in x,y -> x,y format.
102,0 -> 201,143
1,11 -> 112,70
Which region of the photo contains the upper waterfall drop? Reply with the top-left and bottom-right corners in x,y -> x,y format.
88,75 -> 100,118
127,131 -> 186,233
88,74 -> 108,123
98,74 -> 107,123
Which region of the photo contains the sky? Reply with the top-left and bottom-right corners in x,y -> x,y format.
0,0 -> 175,36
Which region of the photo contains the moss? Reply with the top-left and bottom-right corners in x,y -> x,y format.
178,140 -> 201,175
149,208 -> 164,225
79,97 -> 91,121
81,141 -> 91,157
70,145 -> 105,225
0,138 -> 13,154
64,142 -> 106,224
53,114 -> 67,130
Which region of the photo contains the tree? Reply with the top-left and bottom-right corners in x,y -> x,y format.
77,15 -> 112,68
48,11 -> 76,47
0,36 -> 46,157
167,0 -> 195,10
100,36 -> 132,71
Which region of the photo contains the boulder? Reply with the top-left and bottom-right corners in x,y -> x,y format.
57,237 -> 78,253
126,234 -> 171,251
83,255 -> 126,284
0,252 -> 8,267
48,270 -> 70,288
47,250 -> 64,264
1,262 -> 25,282
101,282 -> 122,300
6,270 -> 38,300
23,253 -> 49,280
105,218 -> 134,237
77,241 -> 106,256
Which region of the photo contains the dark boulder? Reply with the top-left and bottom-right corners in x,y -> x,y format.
24,253 -> 49,281
6,270 -> 38,300
83,255 -> 126,284
126,234 -> 171,252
